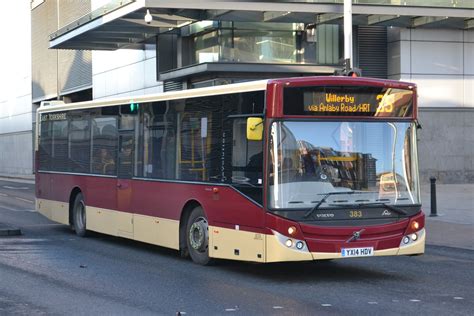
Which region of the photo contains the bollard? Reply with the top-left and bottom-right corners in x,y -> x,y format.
429,177 -> 438,217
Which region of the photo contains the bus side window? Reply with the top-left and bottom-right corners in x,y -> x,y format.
141,101 -> 177,180
69,116 -> 91,174
92,117 -> 118,175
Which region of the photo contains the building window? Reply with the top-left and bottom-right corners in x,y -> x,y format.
182,21 -> 342,67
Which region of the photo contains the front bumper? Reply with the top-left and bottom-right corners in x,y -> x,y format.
266,228 -> 425,262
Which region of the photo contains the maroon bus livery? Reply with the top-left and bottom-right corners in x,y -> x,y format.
36,76 -> 425,265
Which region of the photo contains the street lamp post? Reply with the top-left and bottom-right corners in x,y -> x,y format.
344,0 -> 353,72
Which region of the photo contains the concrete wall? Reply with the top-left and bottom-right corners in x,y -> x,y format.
92,46 -> 162,100
418,108 -> 474,184
0,132 -> 33,175
0,1 -> 33,176
388,28 -> 474,184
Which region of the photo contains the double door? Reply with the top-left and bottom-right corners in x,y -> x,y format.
116,131 -> 134,237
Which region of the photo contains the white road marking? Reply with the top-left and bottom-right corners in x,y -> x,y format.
321,304 -> 332,307
453,297 -> 464,300
0,205 -> 36,212
273,306 -> 283,309
409,299 -> 421,302
368,302 -> 378,305
0,193 -> 7,197
3,186 -> 29,190
14,197 -> 34,203
225,308 -> 238,312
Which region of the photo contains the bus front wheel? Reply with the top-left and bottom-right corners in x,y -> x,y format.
72,193 -> 87,237
186,206 -> 213,265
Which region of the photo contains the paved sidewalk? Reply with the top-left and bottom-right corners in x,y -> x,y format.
421,183 -> 474,250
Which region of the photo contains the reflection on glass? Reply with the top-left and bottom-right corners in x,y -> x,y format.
187,22 -> 342,66
268,121 -> 420,209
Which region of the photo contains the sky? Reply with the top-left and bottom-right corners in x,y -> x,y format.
0,1 -> 31,105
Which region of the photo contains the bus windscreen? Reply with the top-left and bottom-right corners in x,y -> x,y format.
284,86 -> 414,118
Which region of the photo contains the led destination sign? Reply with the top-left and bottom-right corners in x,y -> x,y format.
306,93 -> 371,114
284,86 -> 414,118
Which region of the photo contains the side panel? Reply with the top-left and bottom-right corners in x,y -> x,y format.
36,173 -> 266,253
133,214 -> 179,249
86,206 -> 117,236
131,180 -> 265,229
209,226 -> 265,262
36,198 -> 69,225
36,173 -> 118,225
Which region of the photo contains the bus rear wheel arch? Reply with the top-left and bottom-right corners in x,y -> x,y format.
185,206 -> 214,265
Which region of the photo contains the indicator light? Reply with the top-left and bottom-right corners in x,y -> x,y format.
296,241 -> 304,250
212,187 -> 219,194
288,226 -> 297,236
285,239 -> 293,247
411,221 -> 419,231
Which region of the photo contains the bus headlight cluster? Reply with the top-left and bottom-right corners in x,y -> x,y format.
273,230 -> 308,252
284,238 -> 307,251
400,229 -> 424,247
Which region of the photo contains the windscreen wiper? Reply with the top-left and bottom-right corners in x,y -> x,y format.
304,191 -> 376,219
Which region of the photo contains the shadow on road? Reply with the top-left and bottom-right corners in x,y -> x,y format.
56,228 -> 410,284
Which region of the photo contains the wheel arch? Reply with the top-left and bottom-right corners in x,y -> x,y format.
179,199 -> 203,254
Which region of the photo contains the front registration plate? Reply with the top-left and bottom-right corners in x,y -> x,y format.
341,247 -> 374,258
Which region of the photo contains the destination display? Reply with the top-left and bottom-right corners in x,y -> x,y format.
283,86 -> 413,117
41,112 -> 67,122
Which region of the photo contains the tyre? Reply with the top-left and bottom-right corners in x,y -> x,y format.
186,206 -> 213,265
72,193 -> 87,237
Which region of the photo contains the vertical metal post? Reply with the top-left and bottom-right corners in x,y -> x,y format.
429,177 -> 438,217
343,0 -> 353,71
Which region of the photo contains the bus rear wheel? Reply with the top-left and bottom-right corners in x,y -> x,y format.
186,206 -> 213,265
72,193 -> 87,237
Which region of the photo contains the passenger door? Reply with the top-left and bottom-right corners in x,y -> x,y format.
116,131 -> 134,238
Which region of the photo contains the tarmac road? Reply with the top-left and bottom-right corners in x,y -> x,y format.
0,178 -> 472,315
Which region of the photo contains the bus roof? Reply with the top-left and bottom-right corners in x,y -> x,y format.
38,79 -> 269,113
38,76 -> 416,113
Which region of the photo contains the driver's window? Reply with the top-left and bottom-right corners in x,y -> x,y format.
232,118 -> 263,186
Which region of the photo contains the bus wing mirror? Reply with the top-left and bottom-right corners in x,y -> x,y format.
415,120 -> 422,130
247,117 -> 263,141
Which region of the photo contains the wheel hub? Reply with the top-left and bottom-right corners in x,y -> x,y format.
189,217 -> 208,252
